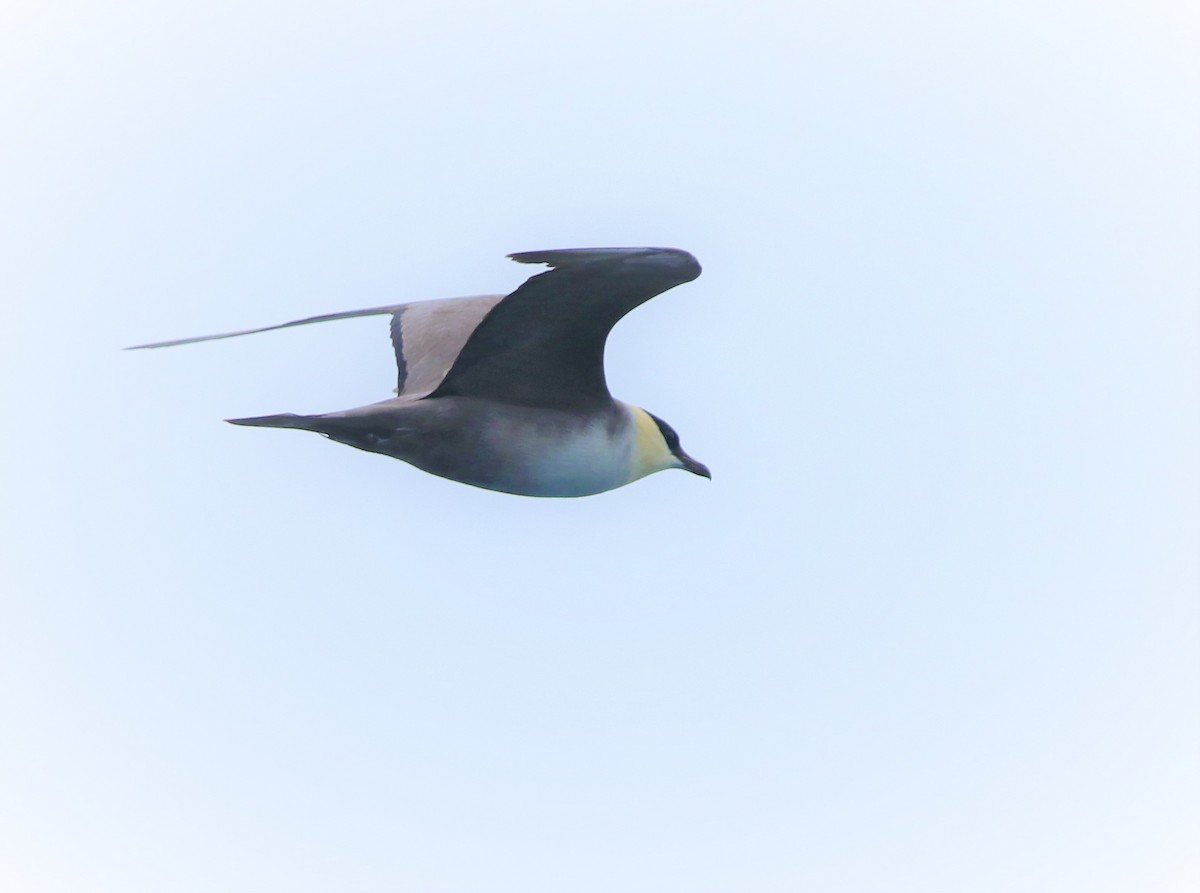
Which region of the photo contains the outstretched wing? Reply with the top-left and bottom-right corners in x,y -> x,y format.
387,295 -> 503,396
429,247 -> 702,411
126,295 -> 504,397
125,304 -> 409,351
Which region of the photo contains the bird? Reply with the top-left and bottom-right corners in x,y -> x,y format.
128,247 -> 710,497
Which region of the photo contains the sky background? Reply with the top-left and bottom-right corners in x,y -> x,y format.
2,2 -> 1197,892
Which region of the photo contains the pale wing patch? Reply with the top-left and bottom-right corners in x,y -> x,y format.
394,295 -> 504,397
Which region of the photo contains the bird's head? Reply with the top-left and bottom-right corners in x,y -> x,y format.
631,408 -> 710,481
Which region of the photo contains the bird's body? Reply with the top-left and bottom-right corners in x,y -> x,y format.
237,397 -> 670,497
130,247 -> 709,497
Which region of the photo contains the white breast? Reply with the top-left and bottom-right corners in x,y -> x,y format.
511,402 -> 682,497
389,398 -> 672,497
513,415 -> 638,497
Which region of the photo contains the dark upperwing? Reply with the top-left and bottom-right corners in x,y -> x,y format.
428,247 -> 702,411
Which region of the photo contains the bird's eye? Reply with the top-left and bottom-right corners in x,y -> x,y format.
647,412 -> 680,450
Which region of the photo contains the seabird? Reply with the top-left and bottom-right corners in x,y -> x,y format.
129,247 -> 710,497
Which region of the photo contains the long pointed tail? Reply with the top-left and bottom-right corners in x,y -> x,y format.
227,412 -> 400,458
226,413 -> 316,430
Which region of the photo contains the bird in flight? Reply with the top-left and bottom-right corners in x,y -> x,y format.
129,247 -> 710,497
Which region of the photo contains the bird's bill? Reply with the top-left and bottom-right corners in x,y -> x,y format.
677,452 -> 711,479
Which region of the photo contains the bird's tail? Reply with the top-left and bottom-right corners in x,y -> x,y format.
227,411 -> 402,458
226,413 -> 318,430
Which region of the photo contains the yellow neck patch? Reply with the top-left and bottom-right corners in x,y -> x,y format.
625,404 -> 675,481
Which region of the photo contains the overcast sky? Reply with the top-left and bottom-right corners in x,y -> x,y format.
2,2 -> 1197,892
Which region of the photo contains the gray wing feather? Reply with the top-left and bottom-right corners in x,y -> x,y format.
126,246 -> 701,410
124,304 -> 409,350
388,295 -> 504,396
127,294 -> 505,397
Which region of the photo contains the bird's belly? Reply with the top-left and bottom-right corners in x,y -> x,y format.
396,401 -> 638,497
508,424 -> 636,497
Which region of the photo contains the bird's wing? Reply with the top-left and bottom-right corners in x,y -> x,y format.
429,247 -> 702,411
387,295 -> 504,396
124,304 -> 410,351
126,295 -> 505,397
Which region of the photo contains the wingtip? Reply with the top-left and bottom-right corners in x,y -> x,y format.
123,334 -> 219,350
507,246 -> 701,280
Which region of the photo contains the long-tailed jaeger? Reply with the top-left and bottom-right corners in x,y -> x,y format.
129,247 -> 709,497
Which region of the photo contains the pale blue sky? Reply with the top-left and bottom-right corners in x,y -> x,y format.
2,2 -> 1197,892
